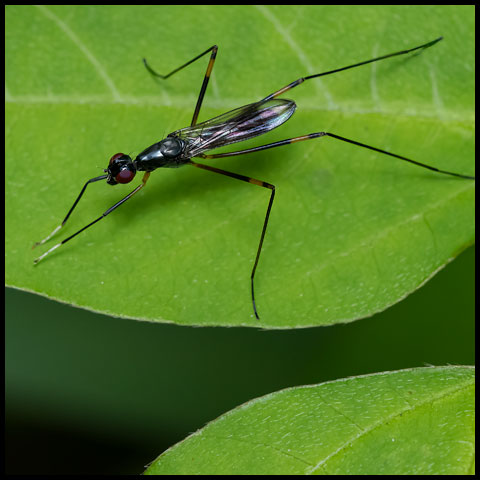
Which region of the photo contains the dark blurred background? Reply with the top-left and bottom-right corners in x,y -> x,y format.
5,246 -> 474,474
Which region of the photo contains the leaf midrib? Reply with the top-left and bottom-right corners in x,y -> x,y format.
6,94 -> 474,124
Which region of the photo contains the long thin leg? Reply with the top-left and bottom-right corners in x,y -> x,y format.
144,45 -> 218,126
33,174 -> 108,249
189,160 -> 275,320
33,172 -> 151,264
262,37 -> 443,101
198,132 -> 475,180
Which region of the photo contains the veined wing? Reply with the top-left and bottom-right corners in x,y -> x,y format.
169,98 -> 296,158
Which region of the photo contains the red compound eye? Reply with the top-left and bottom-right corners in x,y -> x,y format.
115,168 -> 136,184
109,153 -> 125,164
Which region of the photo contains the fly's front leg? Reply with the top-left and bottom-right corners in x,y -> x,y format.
33,174 -> 108,249
34,173 -> 151,264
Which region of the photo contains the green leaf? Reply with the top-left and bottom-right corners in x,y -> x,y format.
6,6 -> 474,327
144,366 -> 475,475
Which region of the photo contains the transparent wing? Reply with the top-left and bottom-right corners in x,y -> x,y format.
170,98 -> 296,157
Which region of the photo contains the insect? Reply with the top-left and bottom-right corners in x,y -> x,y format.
33,37 -> 474,319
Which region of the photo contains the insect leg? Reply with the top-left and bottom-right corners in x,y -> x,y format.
143,45 -> 218,126
189,160 -> 275,320
199,132 -> 474,180
33,174 -> 108,249
33,173 -> 151,264
262,37 -> 443,101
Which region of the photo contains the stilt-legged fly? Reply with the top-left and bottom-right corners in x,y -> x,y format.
33,37 -> 474,319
